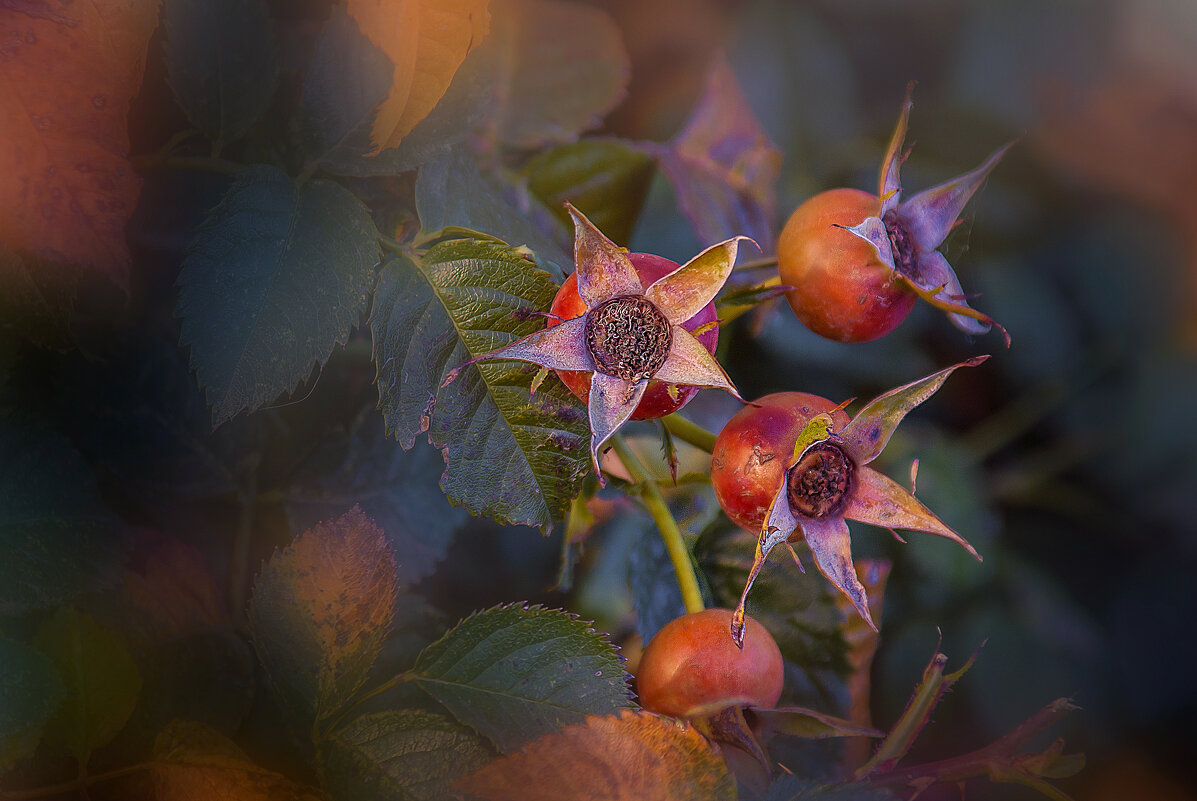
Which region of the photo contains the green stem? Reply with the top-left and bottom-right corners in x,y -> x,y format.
379,234 -> 417,259
0,763 -> 154,800
661,414 -> 717,453
733,255 -> 779,272
128,154 -> 247,175
609,435 -> 704,615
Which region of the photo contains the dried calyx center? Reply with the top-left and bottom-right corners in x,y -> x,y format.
585,295 -> 673,380
787,442 -> 854,519
882,209 -> 918,277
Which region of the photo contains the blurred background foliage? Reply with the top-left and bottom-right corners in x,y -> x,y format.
3,0 -> 1197,798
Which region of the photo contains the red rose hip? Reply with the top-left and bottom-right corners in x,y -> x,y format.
636,608 -> 784,719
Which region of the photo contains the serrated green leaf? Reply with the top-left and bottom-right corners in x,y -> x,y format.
34,607 -> 141,765
301,7 -> 393,167
484,0 -> 628,148
412,604 -> 632,753
286,410 -> 469,584
0,423 -> 129,615
178,166 -> 379,425
415,148 -> 571,278
320,710 -> 491,801
165,0 -> 278,147
370,241 -> 589,531
248,507 -> 397,725
0,637 -> 65,773
523,139 -> 654,247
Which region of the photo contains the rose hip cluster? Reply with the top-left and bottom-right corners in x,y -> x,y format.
470,89 -> 1006,755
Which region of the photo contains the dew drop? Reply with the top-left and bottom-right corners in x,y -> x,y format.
91,94 -> 106,108
25,30 -> 36,44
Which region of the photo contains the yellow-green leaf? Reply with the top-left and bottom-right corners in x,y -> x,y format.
34,606 -> 141,765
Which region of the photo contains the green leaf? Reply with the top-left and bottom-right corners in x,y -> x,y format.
178,165 -> 380,425
165,0 -> 279,147
762,777 -> 897,801
415,148 -> 571,279
301,7 -> 393,168
34,607 -> 141,765
523,139 -> 655,247
248,507 -> 398,725
0,423 -> 129,615
286,410 -> 470,584
316,40 -> 495,177
484,0 -> 629,148
0,637 -> 65,773
320,710 -> 491,801
412,604 -> 632,753
370,241 -> 590,531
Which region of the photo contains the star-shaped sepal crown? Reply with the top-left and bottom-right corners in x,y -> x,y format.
458,203 -> 754,476
730,356 -> 989,648
840,84 -> 1015,346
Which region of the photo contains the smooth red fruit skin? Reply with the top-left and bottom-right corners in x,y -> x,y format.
777,187 -> 917,343
547,252 -> 718,420
710,392 -> 851,532
636,608 -> 783,718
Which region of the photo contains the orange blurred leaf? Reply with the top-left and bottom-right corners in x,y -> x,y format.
151,720 -> 322,801
454,709 -> 735,801
0,0 -> 160,291
346,0 -> 490,152
248,506 -> 398,723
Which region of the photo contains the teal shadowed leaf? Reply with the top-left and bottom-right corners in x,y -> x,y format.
177,166 -> 379,425
482,0 -> 629,149
300,7 -> 393,169
164,0 -> 278,149
415,147 -> 571,279
285,409 -> 470,584
370,240 -> 589,532
320,709 -> 491,801
315,33 -> 495,177
0,637 -> 65,773
411,604 -> 633,753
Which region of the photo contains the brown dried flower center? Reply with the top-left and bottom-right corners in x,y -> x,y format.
787,443 -> 854,519
882,209 -> 918,277
585,295 -> 673,381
